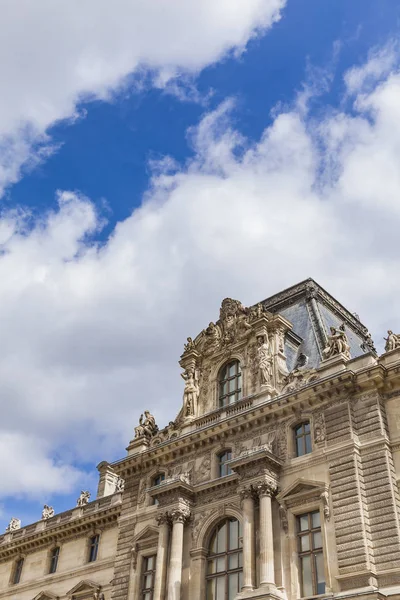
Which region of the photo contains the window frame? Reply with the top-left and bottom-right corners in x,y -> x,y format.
49,546 -> 60,574
140,553 -> 157,600
151,472 -> 166,506
12,557 -> 24,585
217,450 -> 233,478
88,534 -> 100,563
297,510 -> 325,597
218,360 -> 242,408
293,421 -> 312,457
206,518 -> 243,600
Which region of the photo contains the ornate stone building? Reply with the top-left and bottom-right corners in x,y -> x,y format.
1,278 -> 400,600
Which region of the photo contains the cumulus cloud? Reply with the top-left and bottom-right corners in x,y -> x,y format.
2,45 -> 400,514
0,0 -> 285,194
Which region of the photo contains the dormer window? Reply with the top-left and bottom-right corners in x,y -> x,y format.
294,422 -> 312,457
219,360 -> 242,407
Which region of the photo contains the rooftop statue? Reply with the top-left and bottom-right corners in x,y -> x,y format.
384,330 -> 400,353
41,504 -> 55,520
76,490 -> 91,507
5,517 -> 21,532
134,410 -> 158,439
323,324 -> 351,359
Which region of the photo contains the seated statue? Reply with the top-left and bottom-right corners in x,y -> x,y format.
323,325 -> 351,359
134,410 -> 158,439
384,330 -> 400,353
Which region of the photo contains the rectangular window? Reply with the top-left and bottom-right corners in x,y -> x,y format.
294,422 -> 312,457
141,554 -> 156,600
88,534 -> 100,562
49,546 -> 60,574
12,558 -> 24,584
297,511 -> 325,597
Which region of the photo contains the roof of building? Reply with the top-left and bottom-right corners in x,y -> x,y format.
260,278 -> 374,370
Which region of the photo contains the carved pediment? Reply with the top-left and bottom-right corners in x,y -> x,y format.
277,478 -> 328,509
132,525 -> 159,545
33,592 -> 59,600
67,580 -> 100,598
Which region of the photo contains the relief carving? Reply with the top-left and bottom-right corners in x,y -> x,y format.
313,410 -> 326,444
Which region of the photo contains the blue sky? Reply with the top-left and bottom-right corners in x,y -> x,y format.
0,0 -> 400,530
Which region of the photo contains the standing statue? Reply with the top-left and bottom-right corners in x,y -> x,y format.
183,337 -> 195,353
41,505 -> 55,520
257,335 -> 272,386
181,368 -> 200,417
5,517 -> 21,532
384,330 -> 400,353
323,325 -> 351,359
115,477 -> 125,492
134,410 -> 158,439
76,490 -> 91,507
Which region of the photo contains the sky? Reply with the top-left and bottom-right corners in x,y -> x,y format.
0,0 -> 400,529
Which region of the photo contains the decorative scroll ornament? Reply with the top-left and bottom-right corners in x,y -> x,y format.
76,490 -> 91,507
384,330 -> 400,353
5,517 -> 21,532
323,324 -> 351,359
41,504 -> 55,520
134,410 -> 158,439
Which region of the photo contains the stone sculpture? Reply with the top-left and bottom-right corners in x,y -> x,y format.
323,325 -> 351,359
5,517 -> 21,532
41,505 -> 55,520
181,368 -> 200,417
115,477 -> 125,492
257,335 -> 272,385
384,330 -> 400,353
134,410 -> 158,438
76,490 -> 91,507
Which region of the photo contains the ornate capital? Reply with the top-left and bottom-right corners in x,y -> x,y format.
255,481 -> 278,498
170,505 -> 191,524
156,512 -> 171,527
239,487 -> 255,502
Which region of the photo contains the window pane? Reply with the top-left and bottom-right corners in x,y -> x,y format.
216,576 -> 226,600
312,511 -> 321,528
300,535 -> 310,552
301,555 -> 313,597
217,523 -> 227,553
229,363 -> 236,377
296,437 -> 304,457
229,553 -> 239,570
147,555 -> 154,570
229,519 -> 239,549
216,557 -> 225,572
210,532 -> 217,554
143,593 -> 151,600
299,515 -> 309,532
239,570 -> 243,591
207,579 -> 215,600
305,433 -> 312,454
304,422 -> 310,433
229,573 -> 239,599
313,531 -> 322,549
315,552 -> 326,594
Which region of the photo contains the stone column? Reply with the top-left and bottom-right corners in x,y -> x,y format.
240,488 -> 255,591
257,482 -> 277,587
153,514 -> 170,600
167,506 -> 190,600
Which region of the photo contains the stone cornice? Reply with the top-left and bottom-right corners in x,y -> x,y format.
0,494 -> 122,560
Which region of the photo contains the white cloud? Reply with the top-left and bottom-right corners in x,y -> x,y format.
0,0 -> 285,195
1,46 -> 400,510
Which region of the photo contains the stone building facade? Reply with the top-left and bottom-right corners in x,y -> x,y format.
0,278 -> 400,600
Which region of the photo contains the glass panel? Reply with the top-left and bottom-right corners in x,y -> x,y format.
147,555 -> 154,570
296,437 -> 304,457
300,534 -> 310,552
229,519 -> 239,549
237,388 -> 242,401
312,511 -> 321,528
216,557 -> 225,572
301,555 -> 313,597
304,422 -> 310,433
313,531 -> 322,549
299,515 -> 309,532
229,394 -> 236,405
216,576 -> 226,600
239,570 -> 243,591
305,433 -> 312,454
208,559 -> 216,575
144,574 -> 153,588
229,362 -> 236,377
210,531 -> 217,554
217,523 -> 227,553
229,553 -> 239,569
315,552 -> 326,594
229,573 -> 239,599
239,551 -> 243,567
229,378 -> 237,393
207,579 -> 215,600
143,592 -> 151,600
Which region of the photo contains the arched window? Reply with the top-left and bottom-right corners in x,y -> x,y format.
219,361 -> 242,407
294,422 -> 312,457
152,472 -> 165,505
206,518 -> 243,600
218,450 -> 232,477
